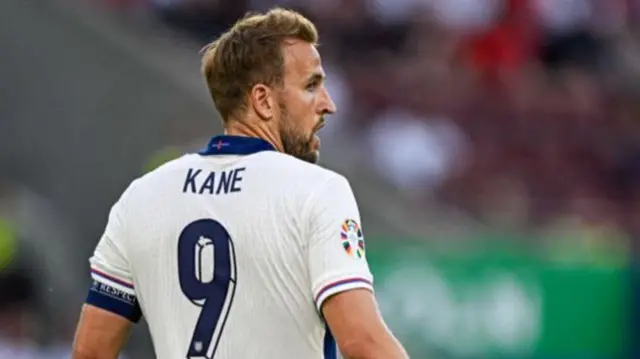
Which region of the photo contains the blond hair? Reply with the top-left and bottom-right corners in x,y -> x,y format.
201,8 -> 318,123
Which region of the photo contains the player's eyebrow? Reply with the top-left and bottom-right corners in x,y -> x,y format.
306,72 -> 325,85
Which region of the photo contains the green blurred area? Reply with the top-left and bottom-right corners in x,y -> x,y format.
143,147 -> 182,174
368,235 -> 630,359
0,216 -> 17,272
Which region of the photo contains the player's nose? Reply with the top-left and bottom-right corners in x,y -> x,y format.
318,87 -> 336,115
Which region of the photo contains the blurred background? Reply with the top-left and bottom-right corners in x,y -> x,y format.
1,0 -> 640,357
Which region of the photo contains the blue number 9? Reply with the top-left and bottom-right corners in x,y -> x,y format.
178,219 -> 237,359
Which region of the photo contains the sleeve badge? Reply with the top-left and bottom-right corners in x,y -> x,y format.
340,219 -> 365,259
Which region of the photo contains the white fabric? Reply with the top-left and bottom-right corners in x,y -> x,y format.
89,151 -> 374,359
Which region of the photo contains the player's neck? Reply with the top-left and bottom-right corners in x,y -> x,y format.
224,121 -> 284,153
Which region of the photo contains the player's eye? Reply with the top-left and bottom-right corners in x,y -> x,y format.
306,82 -> 319,91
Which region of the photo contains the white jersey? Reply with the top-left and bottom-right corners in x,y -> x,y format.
85,135 -> 374,359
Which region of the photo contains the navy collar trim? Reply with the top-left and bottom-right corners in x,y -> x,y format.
199,135 -> 276,156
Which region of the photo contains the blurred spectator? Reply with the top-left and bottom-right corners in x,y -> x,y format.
368,109 -> 467,194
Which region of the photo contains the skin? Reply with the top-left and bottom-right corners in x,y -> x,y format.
72,38 -> 408,359
72,306 -> 130,359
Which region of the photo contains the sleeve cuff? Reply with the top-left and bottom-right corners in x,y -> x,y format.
314,277 -> 374,312
90,267 -> 136,295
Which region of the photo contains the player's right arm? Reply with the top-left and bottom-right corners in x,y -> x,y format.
72,304 -> 132,359
306,175 -> 408,359
72,189 -> 141,359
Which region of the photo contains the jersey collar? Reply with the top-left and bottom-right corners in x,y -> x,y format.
199,135 -> 276,156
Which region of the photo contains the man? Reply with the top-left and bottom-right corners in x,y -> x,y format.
72,8 -> 408,359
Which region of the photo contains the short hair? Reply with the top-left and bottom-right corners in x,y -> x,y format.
201,8 -> 319,124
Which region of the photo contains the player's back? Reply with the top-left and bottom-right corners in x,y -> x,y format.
119,145 -> 337,358
87,136 -> 374,358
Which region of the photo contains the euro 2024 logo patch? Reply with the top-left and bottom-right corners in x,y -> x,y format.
341,219 -> 365,259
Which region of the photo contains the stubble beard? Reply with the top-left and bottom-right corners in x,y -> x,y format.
279,104 -> 319,164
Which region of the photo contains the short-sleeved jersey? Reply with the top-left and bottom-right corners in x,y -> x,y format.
85,135 -> 374,359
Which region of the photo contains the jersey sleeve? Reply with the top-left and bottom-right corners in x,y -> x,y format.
306,175 -> 374,312
85,191 -> 142,323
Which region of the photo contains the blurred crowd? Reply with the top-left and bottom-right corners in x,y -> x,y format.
101,0 -> 640,252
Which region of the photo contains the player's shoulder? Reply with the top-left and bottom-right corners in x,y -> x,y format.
116,152 -> 352,207
255,151 -> 349,191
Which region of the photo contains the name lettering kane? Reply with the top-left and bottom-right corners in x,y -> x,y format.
183,167 -> 246,195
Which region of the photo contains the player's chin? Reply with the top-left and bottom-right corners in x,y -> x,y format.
300,149 -> 319,164
304,151 -> 320,164
307,136 -> 321,163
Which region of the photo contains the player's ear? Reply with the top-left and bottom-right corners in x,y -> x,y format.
250,84 -> 275,121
